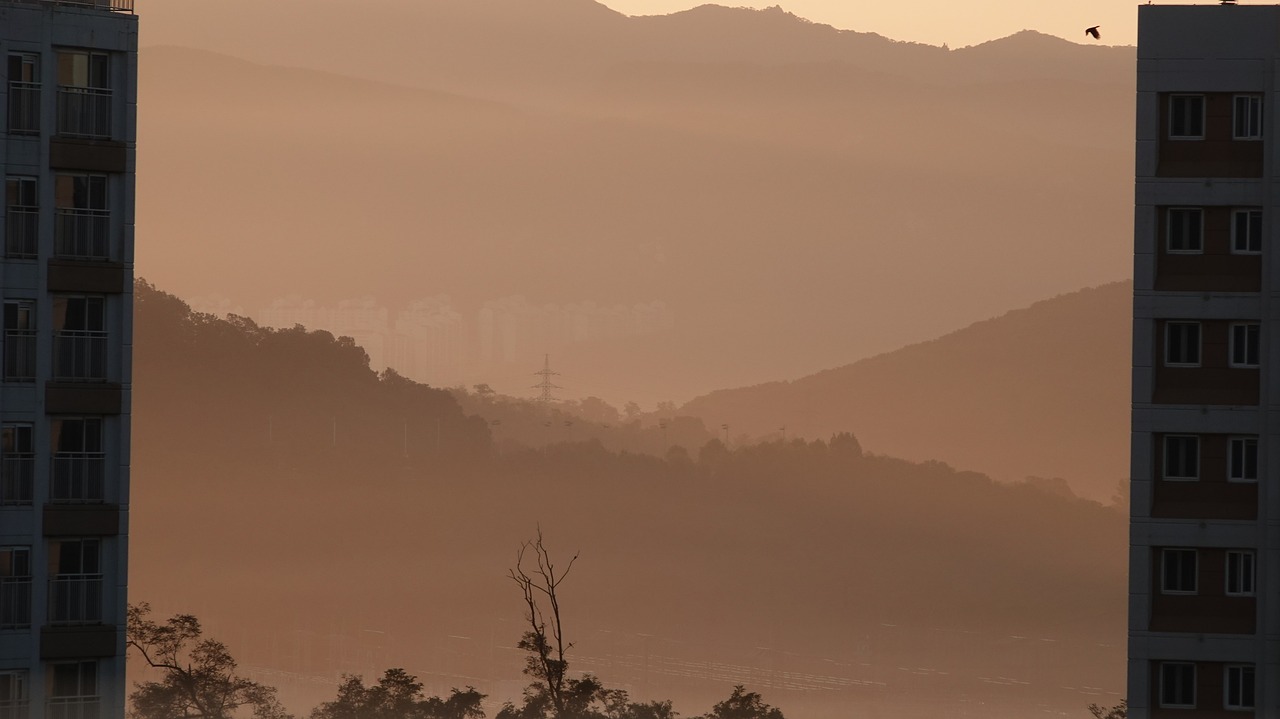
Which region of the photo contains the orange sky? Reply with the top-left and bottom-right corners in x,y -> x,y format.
599,0 -> 1209,48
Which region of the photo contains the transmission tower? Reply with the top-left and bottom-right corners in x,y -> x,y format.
532,354 -> 561,403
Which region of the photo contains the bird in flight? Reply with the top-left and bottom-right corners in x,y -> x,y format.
1085,25 -> 1101,39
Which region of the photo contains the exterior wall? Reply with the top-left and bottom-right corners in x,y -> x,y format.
1132,5 -> 1280,719
0,3 -> 135,719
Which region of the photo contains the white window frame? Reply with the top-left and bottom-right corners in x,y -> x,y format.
1160,662 -> 1196,708
1165,321 -> 1201,367
1232,208 -> 1263,254
0,670 -> 27,715
1163,435 -> 1200,481
1170,94 -> 1206,139
1226,550 -> 1256,596
1230,322 -> 1261,368
1161,548 -> 1198,594
1225,664 -> 1255,710
1229,436 -> 1259,483
1167,207 -> 1204,254
1233,95 -> 1263,140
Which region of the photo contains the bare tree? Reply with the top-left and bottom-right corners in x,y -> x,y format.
127,603 -> 291,719
507,529 -> 579,717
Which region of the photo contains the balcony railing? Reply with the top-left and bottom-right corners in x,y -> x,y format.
51,453 -> 105,503
53,331 -> 107,381
47,698 -> 101,719
48,573 -> 102,625
5,207 -> 38,259
3,330 -> 36,382
0,700 -> 29,719
0,456 -> 33,505
7,82 -> 39,135
54,209 -> 109,260
56,86 -> 111,139
0,576 -> 31,629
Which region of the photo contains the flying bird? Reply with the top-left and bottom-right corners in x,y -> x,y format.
1085,25 -> 1101,39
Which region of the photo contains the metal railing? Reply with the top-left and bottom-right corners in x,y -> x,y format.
3,330 -> 36,382
0,456 -> 33,505
50,453 -> 105,503
53,331 -> 107,381
56,86 -> 111,139
0,577 -> 31,629
10,0 -> 131,11
0,700 -> 29,719
7,82 -> 39,134
47,573 -> 102,625
54,209 -> 109,260
47,698 -> 101,719
5,207 -> 38,258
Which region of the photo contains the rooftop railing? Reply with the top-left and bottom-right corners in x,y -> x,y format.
7,0 -> 132,13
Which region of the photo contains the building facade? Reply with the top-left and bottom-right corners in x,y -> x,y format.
1131,5 -> 1280,718
0,1 -> 137,718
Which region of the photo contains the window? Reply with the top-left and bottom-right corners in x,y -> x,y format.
1160,662 -> 1196,708
1167,208 -> 1204,253
55,50 -> 109,139
1233,95 -> 1263,140
1226,551 -> 1256,596
5,177 -> 37,259
6,54 -> 39,134
50,418 -> 104,503
47,662 -> 97,718
1229,437 -> 1258,482
1170,95 -> 1205,139
52,296 -> 106,381
1163,435 -> 1199,480
47,539 -> 101,625
1230,323 -> 1260,367
1161,548 -> 1197,593
1165,322 -> 1201,366
1232,209 -> 1263,254
53,175 -> 108,260
2,301 -> 35,382
0,671 -> 27,719
1225,665 -> 1255,710
0,424 -> 33,505
0,547 -> 30,629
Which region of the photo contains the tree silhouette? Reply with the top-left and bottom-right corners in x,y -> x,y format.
127,603 -> 291,719
310,668 -> 484,719
699,686 -> 783,719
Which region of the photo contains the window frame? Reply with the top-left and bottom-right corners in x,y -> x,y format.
1163,434 -> 1200,481
1170,94 -> 1206,140
1224,664 -> 1255,710
1160,662 -> 1197,709
1231,208 -> 1263,254
1230,322 -> 1261,368
1161,548 -> 1198,594
1233,94 -> 1263,141
1165,321 -> 1202,367
1167,207 -> 1205,254
1225,550 -> 1256,596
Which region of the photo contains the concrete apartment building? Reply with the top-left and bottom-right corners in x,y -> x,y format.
0,1 -> 137,718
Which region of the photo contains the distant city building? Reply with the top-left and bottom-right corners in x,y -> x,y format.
0,2 -> 138,718
1131,6 -> 1273,717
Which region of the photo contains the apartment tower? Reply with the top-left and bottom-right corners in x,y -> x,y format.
1130,4 -> 1280,717
0,1 -> 137,718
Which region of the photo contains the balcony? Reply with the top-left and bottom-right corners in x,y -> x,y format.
56,87 -> 111,139
0,576 -> 31,629
47,573 -> 102,625
3,330 -> 36,382
6,82 -> 39,135
0,700 -> 29,719
53,331 -> 106,381
47,698 -> 101,719
50,454 -> 105,504
0,456 -> 33,506
5,207 -> 37,259
54,209 -> 109,260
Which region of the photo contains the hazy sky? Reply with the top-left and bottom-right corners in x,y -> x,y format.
599,0 -> 1200,48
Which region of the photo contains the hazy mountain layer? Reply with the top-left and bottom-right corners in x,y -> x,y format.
130,283 -> 1125,719
133,4 -> 1134,406
681,282 -> 1131,501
